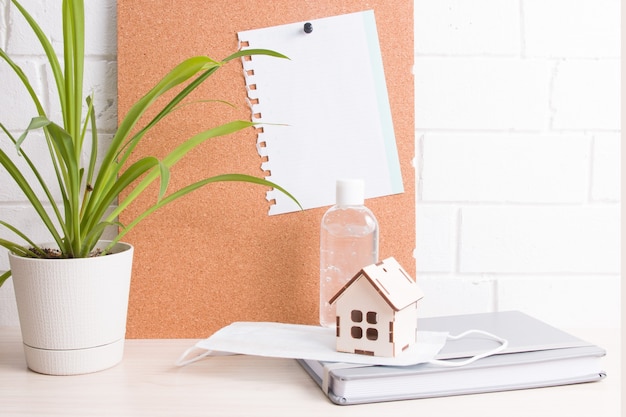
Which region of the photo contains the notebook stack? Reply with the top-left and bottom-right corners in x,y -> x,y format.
297,311 -> 606,405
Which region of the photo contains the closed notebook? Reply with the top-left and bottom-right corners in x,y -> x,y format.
297,311 -> 606,405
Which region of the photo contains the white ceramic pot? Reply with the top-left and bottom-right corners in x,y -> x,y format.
9,241 -> 133,375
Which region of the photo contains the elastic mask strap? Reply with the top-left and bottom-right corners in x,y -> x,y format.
176,346 -> 213,367
428,329 -> 508,367
176,346 -> 236,367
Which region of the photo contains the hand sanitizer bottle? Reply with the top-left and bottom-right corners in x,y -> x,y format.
319,179 -> 379,327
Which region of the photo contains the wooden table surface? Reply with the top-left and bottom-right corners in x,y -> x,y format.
0,326 -> 621,417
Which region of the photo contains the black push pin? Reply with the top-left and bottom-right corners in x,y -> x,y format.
303,22 -> 313,34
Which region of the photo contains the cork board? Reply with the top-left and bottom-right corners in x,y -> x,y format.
117,0 -> 414,338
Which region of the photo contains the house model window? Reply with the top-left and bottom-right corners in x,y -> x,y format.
329,257 -> 424,357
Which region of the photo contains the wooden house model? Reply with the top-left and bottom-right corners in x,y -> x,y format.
329,257 -> 424,357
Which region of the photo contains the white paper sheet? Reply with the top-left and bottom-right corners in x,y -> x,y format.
238,11 -> 404,215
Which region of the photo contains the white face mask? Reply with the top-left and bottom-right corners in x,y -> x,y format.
176,322 -> 508,369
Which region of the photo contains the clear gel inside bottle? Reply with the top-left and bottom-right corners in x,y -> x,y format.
319,179 -> 379,327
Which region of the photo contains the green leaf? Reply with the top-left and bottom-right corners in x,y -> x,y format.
0,148 -> 64,247
82,156 -> 160,237
0,270 -> 11,287
109,57 -> 221,160
16,116 -> 51,151
222,48 -> 290,62
0,124 -> 69,241
0,220 -> 40,250
106,120 -> 255,222
9,0 -> 66,118
82,219 -> 124,256
109,173 -> 301,250
0,238 -> 41,260
157,161 -> 170,202
84,96 -> 98,190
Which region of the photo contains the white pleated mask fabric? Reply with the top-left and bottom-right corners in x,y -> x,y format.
176,322 -> 507,368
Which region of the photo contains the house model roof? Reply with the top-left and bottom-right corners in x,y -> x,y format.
329,257 -> 423,311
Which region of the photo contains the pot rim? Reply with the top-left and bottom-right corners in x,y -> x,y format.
8,241 -> 133,261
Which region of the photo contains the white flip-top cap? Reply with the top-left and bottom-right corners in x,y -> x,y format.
336,179 -> 364,206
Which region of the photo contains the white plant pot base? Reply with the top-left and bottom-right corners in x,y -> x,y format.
23,338 -> 125,376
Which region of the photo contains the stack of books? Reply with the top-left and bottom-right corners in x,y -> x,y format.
297,311 -> 606,405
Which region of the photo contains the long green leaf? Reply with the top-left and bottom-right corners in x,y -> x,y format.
92,51 -> 292,237
89,57 -> 222,212
84,96 -> 98,191
15,116 -> 51,150
0,48 -> 46,116
10,0 -> 66,120
72,0 -> 85,144
0,238 -> 43,262
0,43 -> 70,238
113,49 -> 288,176
43,121 -> 83,254
82,219 -> 123,256
0,124 -> 69,242
105,120 -> 255,223
82,156 -> 160,237
0,220 -> 40,251
114,65 -> 222,172
62,0 -> 84,144
223,48 -> 289,63
0,149 -> 64,247
13,118 -> 76,249
45,123 -> 79,188
109,173 -> 301,251
0,239 -> 29,256
109,56 -> 221,157
0,271 -> 10,287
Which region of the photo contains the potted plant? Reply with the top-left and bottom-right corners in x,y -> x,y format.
0,0 -> 299,375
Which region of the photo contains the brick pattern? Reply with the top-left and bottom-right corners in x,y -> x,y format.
0,0 -> 621,328
414,0 -> 620,328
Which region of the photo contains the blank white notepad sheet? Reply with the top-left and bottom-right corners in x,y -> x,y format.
238,10 -> 403,215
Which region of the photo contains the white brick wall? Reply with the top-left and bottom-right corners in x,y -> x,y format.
0,0 -> 621,330
552,59 -> 621,130
421,133 -> 590,203
592,134 -> 621,201
523,0 -> 620,58
460,206 -> 620,274
414,0 -> 620,329
414,58 -> 551,130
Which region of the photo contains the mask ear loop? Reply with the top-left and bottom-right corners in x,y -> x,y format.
176,346 -> 214,367
176,347 -> 236,367
428,330 -> 509,367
